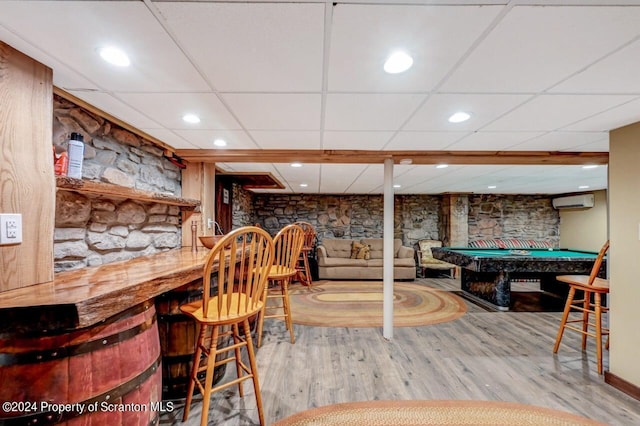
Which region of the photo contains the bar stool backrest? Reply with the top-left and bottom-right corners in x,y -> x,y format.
201,226 -> 274,319
588,240 -> 609,285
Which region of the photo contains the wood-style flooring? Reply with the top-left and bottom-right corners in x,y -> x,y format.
160,278 -> 640,426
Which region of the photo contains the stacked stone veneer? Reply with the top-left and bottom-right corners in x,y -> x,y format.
467,194 -> 559,245
53,95 -> 183,272
252,194 -> 441,248
232,183 -> 256,229
251,193 -> 560,249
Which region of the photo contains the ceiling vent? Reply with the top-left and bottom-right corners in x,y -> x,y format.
552,194 -> 595,209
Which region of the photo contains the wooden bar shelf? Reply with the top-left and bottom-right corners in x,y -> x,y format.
56,176 -> 201,210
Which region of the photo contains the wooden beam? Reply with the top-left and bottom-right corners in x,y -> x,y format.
175,149 -> 609,165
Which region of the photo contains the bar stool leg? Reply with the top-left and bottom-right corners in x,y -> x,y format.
256,286 -> 268,348
232,323 -> 244,396
281,278 -> 295,343
595,293 -> 603,374
199,325 -> 220,426
243,319 -> 265,426
183,325 -> 207,421
581,290 -> 591,350
554,287 -> 576,353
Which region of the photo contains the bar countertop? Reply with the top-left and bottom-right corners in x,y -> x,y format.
0,247 -> 214,332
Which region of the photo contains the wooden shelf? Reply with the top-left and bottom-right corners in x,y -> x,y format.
56,176 -> 200,209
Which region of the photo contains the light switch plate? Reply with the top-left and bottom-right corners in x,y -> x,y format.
0,213 -> 22,245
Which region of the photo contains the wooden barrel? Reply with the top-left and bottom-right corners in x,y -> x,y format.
0,301 -> 162,425
155,279 -> 228,400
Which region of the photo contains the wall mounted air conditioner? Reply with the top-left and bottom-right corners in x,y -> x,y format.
552,194 -> 595,209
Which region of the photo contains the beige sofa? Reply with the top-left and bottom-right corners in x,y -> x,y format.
317,238 -> 416,280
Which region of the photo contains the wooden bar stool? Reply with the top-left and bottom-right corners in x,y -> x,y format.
179,226 -> 274,426
257,223 -> 305,347
553,240 -> 609,374
293,221 -> 316,287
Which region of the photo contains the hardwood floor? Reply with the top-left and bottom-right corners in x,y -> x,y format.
160,278 -> 640,425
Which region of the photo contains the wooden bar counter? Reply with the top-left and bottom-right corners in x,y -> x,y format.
0,247 -> 226,425
0,247 -> 213,333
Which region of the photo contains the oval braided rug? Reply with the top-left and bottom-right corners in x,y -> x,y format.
288,281 -> 466,327
273,400 -> 605,426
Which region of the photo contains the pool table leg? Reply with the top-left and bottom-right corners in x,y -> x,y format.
461,269 -> 511,311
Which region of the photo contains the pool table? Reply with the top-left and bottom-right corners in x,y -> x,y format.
430,247 -> 605,311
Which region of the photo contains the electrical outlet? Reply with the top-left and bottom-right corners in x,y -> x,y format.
0,213 -> 22,245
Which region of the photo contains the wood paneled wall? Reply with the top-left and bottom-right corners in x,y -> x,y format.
0,41 -> 55,291
181,162 -> 216,247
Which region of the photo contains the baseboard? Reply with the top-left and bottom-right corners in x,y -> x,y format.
605,370 -> 640,401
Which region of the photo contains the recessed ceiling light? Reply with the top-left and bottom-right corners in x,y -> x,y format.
300,183 -> 308,188
384,51 -> 413,74
436,164 -> 449,169
579,185 -> 590,189
488,185 -> 497,189
399,159 -> 412,165
582,165 -> 598,169
393,184 -> 401,188
182,114 -> 200,124
98,46 -> 130,67
448,112 -> 471,123
213,139 -> 227,147
290,162 -> 303,168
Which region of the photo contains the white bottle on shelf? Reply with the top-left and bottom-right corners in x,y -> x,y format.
67,132 -> 85,179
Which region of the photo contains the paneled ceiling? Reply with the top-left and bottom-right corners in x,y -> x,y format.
2,1 -> 639,194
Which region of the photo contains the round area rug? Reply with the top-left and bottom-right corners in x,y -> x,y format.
288,281 -> 466,327
272,400 -> 605,426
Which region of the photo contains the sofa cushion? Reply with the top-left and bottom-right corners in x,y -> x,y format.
367,257 -> 415,268
322,239 -> 355,258
361,238 -> 402,259
350,242 -> 371,260
319,257 -> 369,267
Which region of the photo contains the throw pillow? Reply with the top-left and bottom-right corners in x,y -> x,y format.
351,242 -> 365,259
355,244 -> 371,260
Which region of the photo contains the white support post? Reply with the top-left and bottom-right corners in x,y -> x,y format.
383,158 -> 394,339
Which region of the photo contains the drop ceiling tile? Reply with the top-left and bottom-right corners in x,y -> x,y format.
386,132 -> 468,150
328,4 -> 501,92
322,131 -> 394,150
551,39 -> 640,93
173,130 -> 257,149
449,131 -> 544,151
319,164 -> 370,193
117,93 -> 240,130
441,5 -> 640,92
273,163 -> 321,192
483,94 -> 636,132
68,91 -> 162,130
325,94 -> 425,131
510,131 -> 609,151
222,94 -> 321,130
248,131 -> 321,150
404,94 -> 532,131
562,97 -> 640,132
156,2 -> 324,92
139,128 -> 196,150
0,1 -> 209,91
0,25 -> 99,91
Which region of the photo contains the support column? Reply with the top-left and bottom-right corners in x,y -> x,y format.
441,194 -> 469,247
383,159 -> 394,339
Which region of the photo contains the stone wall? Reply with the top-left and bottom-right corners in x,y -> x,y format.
53,95 -> 183,271
252,194 -> 440,247
250,192 -> 560,248
232,183 -> 256,229
467,194 -> 559,245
